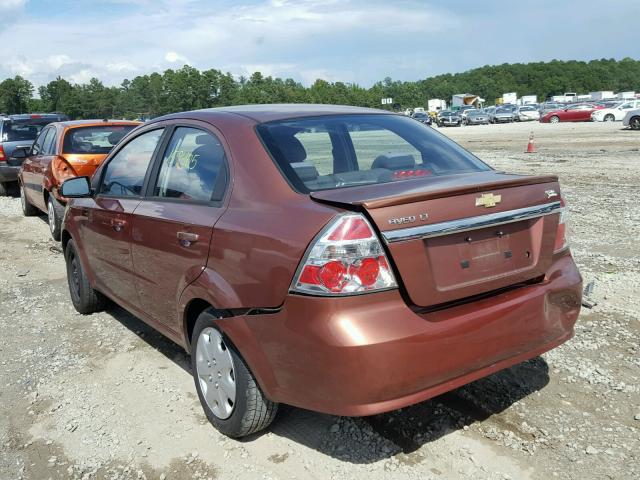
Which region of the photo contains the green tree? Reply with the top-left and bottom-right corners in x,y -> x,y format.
0,76 -> 34,114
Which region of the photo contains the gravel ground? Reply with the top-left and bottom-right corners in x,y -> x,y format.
1,120 -> 638,480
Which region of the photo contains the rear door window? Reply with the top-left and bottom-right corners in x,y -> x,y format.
100,129 -> 163,197
42,127 -> 58,155
30,127 -> 50,155
153,127 -> 227,202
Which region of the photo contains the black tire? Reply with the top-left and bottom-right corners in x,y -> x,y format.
20,184 -> 39,216
64,239 -> 107,314
47,195 -> 64,241
550,115 -> 560,124
191,310 -> 278,438
0,181 -> 17,197
630,116 -> 640,130
604,114 -> 615,122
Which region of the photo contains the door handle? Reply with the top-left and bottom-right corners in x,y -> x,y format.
177,231 -> 199,246
110,219 -> 127,232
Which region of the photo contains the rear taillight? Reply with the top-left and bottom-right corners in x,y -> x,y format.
52,156 -> 77,183
554,199 -> 569,252
0,144 -> 5,163
291,213 -> 398,295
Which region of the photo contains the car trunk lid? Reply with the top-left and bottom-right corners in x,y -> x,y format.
62,153 -> 109,177
311,171 -> 563,307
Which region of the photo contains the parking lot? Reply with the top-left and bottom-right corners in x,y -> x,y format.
1,121 -> 638,480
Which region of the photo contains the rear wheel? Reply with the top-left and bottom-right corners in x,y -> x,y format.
630,116 -> 640,130
20,184 -> 38,216
192,310 -> 278,438
64,239 -> 107,314
604,114 -> 615,122
47,196 -> 64,241
0,181 -> 17,197
549,115 -> 560,124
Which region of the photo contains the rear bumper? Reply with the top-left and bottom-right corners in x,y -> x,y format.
0,164 -> 19,183
217,251 -> 582,416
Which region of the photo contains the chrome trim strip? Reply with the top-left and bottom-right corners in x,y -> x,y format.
382,201 -> 562,243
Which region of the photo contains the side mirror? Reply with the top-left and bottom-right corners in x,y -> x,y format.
60,176 -> 92,198
10,146 -> 30,159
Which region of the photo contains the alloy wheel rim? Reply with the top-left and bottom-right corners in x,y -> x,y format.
632,118 -> 640,130
550,116 -> 559,123
48,201 -> 56,233
196,327 -> 236,419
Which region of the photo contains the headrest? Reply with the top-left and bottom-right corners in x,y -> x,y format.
270,127 -> 307,163
193,134 -> 225,160
290,161 -> 319,182
108,131 -> 126,145
371,154 -> 416,171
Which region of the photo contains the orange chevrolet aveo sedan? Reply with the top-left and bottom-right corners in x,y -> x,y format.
58,105 -> 582,438
16,119 -> 140,239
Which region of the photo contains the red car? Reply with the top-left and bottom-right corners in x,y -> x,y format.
540,103 -> 604,123
58,105 -> 582,438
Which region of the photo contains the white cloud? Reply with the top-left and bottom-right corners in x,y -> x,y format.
164,51 -> 190,65
69,69 -> 95,84
0,0 -> 637,89
46,54 -> 73,70
0,0 -> 26,10
0,0 -> 459,87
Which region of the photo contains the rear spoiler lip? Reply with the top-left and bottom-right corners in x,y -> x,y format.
310,172 -> 559,209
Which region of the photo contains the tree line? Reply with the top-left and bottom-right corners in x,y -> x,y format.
1,58 -> 638,119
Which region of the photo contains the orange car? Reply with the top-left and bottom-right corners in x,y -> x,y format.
16,120 -> 141,239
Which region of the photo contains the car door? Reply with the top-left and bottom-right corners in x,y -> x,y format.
80,127 -> 165,311
617,102 -> 635,120
130,123 -> 229,335
22,126 -> 57,210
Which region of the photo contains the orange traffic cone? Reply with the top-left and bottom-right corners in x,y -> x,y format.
526,132 -> 536,153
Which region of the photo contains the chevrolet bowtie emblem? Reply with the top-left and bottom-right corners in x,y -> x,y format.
475,193 -> 502,208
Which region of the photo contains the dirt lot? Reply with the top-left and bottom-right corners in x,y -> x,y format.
1,121 -> 638,480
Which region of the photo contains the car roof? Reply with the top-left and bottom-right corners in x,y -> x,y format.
153,104 -> 392,124
3,113 -> 66,121
55,119 -> 141,129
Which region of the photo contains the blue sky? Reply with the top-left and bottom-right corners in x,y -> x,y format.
1,0 -> 639,88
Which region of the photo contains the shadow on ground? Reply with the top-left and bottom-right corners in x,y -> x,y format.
104,304 -> 549,464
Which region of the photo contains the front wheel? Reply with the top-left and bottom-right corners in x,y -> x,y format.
48,196 -> 64,241
549,115 -> 560,124
604,114 -> 615,122
192,310 -> 278,438
629,116 -> 640,130
64,239 -> 107,314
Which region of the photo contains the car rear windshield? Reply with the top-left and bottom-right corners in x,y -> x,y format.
1,119 -> 52,142
62,125 -> 137,154
257,114 -> 491,193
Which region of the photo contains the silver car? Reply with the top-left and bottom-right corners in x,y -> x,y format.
492,107 -> 514,123
464,109 -> 490,125
622,108 -> 640,130
515,105 -> 540,122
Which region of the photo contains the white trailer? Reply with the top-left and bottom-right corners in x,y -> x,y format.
617,91 -> 635,99
502,92 -> 517,104
427,99 -> 447,112
590,91 -> 615,101
520,95 -> 537,105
